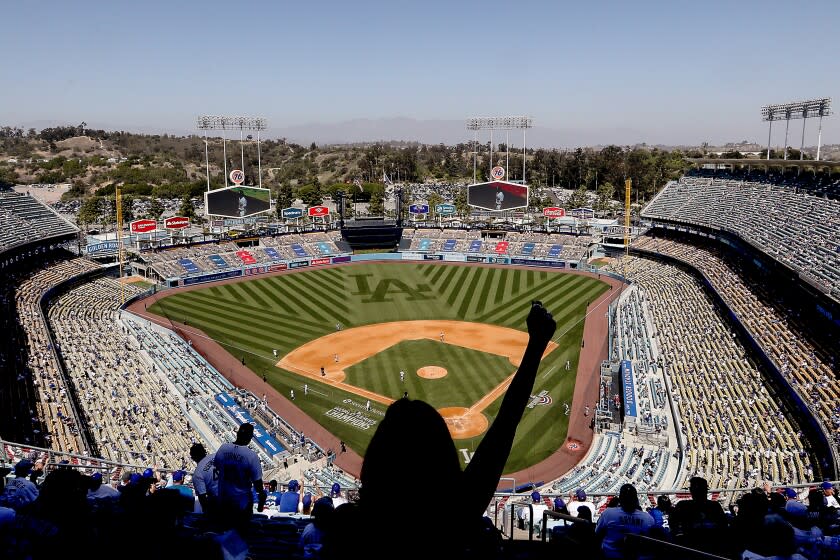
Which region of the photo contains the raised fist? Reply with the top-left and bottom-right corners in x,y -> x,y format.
527,301 -> 556,343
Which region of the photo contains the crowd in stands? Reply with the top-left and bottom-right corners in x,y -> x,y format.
5,257 -> 100,454
688,167 -> 840,200
401,227 -> 592,261
642,174 -> 840,299
633,234 -> 840,462
0,192 -> 78,253
603,256 -> 814,490
140,232 -> 345,279
46,277 -> 207,469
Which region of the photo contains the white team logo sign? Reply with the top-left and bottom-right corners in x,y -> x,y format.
527,390 -> 553,409
230,169 -> 245,184
491,166 -> 505,181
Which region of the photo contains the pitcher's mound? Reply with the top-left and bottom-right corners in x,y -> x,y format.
439,407 -> 489,439
417,366 -> 447,379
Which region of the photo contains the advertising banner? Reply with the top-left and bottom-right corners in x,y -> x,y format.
282,207 -> 304,219
130,219 -> 156,233
423,254 -> 443,260
164,216 -> 190,229
181,269 -> 243,286
86,241 -> 120,254
331,256 -> 352,264
308,206 -> 329,217
443,254 -> 467,262
289,260 -> 309,269
214,393 -> 284,455
543,207 -> 566,219
310,257 -> 330,266
435,203 -> 456,215
409,204 -> 430,214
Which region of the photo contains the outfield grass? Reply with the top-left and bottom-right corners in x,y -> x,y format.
148,262 -> 608,472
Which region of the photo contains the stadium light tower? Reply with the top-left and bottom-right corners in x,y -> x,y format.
196,115 -> 268,189
761,98 -> 832,161
466,116 -> 534,183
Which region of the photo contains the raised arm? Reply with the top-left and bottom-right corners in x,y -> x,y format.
462,301 -> 556,517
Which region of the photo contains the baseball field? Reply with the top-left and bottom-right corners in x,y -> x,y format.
147,262 -> 609,472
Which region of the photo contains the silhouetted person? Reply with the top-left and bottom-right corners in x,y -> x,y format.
670,476 -> 729,555
322,302 -> 556,560
215,423 -> 266,531
595,483 -> 655,559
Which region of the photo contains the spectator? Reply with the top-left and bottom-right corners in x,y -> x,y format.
300,496 -> 334,558
301,492 -> 313,515
649,495 -> 673,535
86,472 -> 119,500
520,491 -> 548,535
741,515 -> 808,560
821,482 -> 839,510
215,422 -> 267,529
568,488 -> 596,519
783,488 -> 808,520
323,302 -> 556,560
670,476 -> 729,554
594,483 -> 655,559
278,479 -> 301,513
166,470 -> 195,501
329,482 -> 347,507
0,459 -> 39,510
190,442 -> 218,514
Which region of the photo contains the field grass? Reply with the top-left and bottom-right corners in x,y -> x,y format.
148,262 -> 608,472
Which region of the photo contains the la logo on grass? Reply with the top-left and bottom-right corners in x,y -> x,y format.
350,274 -> 434,303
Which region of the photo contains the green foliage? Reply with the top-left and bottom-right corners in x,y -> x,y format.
121,195 -> 135,223
368,190 -> 384,215
297,184 -> 323,206
178,195 -> 197,221
77,197 -> 100,229
147,196 -> 164,221
275,182 -> 294,215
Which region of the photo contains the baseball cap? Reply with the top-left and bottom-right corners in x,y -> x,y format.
302,492 -> 312,508
784,488 -> 798,499
331,482 -> 341,497
172,470 -> 185,482
821,481 -> 833,490
554,497 -> 566,509
142,468 -> 155,479
288,479 -> 300,492
91,472 -> 103,482
531,491 -> 541,503
575,488 -> 587,500
14,459 -> 33,474
129,473 -> 141,484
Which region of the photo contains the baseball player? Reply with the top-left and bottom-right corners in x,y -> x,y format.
400,370 -> 405,383
273,349 -> 278,358
495,188 -> 505,210
334,354 -> 339,363
304,384 -> 308,396
290,389 -> 295,401
366,400 -> 371,411
439,331 -> 445,342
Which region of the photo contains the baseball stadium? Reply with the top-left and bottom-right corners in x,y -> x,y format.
2,130 -> 840,558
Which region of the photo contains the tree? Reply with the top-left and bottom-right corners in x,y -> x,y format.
595,181 -> 616,213
298,185 -> 323,206
276,181 -> 294,212
454,187 -> 469,218
121,195 -> 135,223
148,196 -> 164,221
368,190 -> 384,216
427,192 -> 443,218
566,185 -> 589,209
178,195 -> 196,221
77,197 -> 100,231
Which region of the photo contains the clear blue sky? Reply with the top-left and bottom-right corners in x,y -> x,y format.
2,0 -> 838,146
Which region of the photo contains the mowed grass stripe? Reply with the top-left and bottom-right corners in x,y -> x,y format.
456,267 -> 486,319
473,267 -> 499,315
174,290 -> 328,332
264,276 -> 330,322
294,270 -> 351,309
478,274 -> 573,323
435,265 -> 461,292
444,266 -> 473,307
236,279 -> 271,308
158,298 -> 321,342
282,273 -> 350,314
429,263 -> 450,285
491,275 -> 596,326
493,267 -> 510,304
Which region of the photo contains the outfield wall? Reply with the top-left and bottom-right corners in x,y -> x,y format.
173,252 -> 584,286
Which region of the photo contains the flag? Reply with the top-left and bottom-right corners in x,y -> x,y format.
354,178 -> 364,192
382,171 -> 393,186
